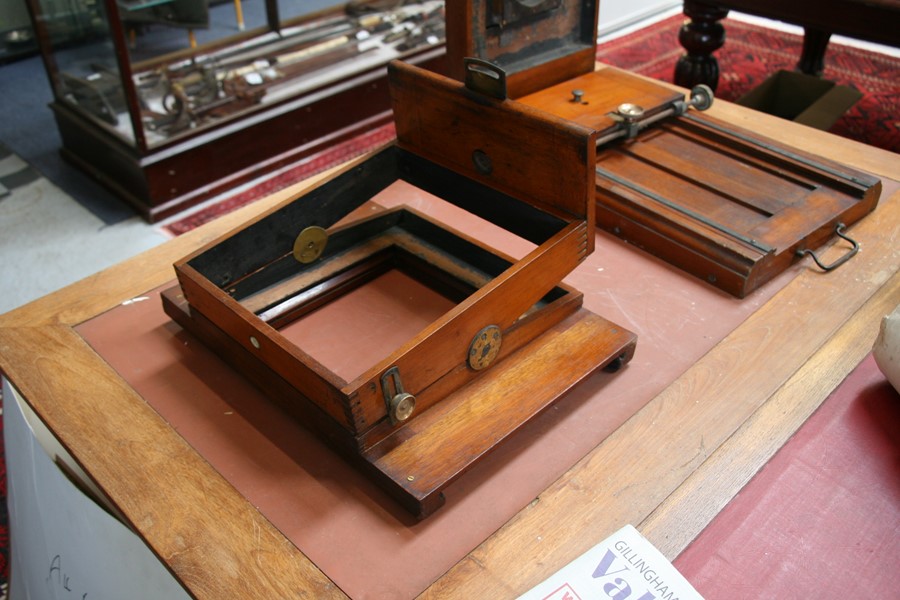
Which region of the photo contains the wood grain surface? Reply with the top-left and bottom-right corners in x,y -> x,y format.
1,64 -> 898,598
420,187 -> 899,597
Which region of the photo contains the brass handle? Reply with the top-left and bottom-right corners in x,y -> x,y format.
464,57 -> 507,99
796,223 -> 859,272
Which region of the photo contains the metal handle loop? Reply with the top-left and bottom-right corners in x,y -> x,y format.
796,223 -> 859,272
381,366 -> 416,424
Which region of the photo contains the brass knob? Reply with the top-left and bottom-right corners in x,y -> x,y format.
616,103 -> 645,120
389,392 -> 416,423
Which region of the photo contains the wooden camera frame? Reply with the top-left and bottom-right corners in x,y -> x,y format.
447,0 -> 882,297
163,59 -> 637,518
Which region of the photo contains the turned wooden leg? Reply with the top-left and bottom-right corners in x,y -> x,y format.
674,1 -> 729,91
798,28 -> 832,76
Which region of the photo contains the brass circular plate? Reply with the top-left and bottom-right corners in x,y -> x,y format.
293,226 -> 328,264
467,325 -> 502,371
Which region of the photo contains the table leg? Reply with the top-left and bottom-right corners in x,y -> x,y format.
798,28 -> 831,76
674,1 -> 730,91
234,0 -> 245,31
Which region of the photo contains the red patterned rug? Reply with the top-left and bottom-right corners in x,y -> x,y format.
596,14 -> 900,153
162,122 -> 397,236
163,13 -> 898,235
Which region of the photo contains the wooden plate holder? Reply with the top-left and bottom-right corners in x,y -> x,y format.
447,0 -> 882,297
162,60 -> 636,518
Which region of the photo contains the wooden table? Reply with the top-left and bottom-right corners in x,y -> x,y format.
1,66 -> 898,598
675,0 -> 900,89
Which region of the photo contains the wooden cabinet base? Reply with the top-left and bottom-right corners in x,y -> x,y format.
163,287 -> 635,518
160,62 -> 637,518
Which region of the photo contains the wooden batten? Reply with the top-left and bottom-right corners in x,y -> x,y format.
594,112 -> 882,297
517,68 -> 685,132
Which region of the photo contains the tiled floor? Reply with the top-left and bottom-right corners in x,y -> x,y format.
0,143 -> 168,314
0,150 -> 40,197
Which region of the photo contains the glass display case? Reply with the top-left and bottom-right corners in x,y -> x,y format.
27,0 -> 446,221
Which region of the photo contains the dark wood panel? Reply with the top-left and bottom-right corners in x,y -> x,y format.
696,0 -> 900,46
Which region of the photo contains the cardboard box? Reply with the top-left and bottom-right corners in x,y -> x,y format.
737,70 -> 862,130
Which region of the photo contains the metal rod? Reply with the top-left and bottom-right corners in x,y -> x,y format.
596,105 -> 682,147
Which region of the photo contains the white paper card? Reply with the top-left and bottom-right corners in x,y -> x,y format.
517,525 -> 704,600
3,378 -> 192,600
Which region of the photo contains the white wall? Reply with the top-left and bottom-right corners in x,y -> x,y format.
598,0 -> 682,36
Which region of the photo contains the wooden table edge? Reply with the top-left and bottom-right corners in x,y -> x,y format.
639,267 -> 900,557
0,323 -> 347,598
421,187 -> 899,597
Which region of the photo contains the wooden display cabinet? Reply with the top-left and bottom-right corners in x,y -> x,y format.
26,0 -> 446,222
